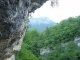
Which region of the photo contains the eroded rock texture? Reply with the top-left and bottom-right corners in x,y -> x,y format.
0,0 -> 47,60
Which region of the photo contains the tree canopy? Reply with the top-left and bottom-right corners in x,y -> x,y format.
16,16 -> 80,60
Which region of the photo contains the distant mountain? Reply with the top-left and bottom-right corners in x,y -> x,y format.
28,17 -> 56,32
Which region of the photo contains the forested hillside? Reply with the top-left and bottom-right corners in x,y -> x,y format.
16,16 -> 80,60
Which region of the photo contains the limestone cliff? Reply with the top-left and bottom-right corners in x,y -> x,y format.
0,0 -> 48,60
0,0 -> 58,60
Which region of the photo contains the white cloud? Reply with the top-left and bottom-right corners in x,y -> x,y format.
31,0 -> 80,23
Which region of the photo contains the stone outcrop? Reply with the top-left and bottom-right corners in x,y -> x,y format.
40,48 -> 51,55
0,0 -> 49,60
74,37 -> 80,46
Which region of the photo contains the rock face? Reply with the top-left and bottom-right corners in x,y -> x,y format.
40,48 -> 51,55
74,37 -> 80,46
0,0 -> 48,60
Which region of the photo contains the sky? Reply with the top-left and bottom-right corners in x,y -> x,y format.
31,0 -> 80,23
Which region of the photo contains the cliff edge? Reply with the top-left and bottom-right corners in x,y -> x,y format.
0,0 -> 48,60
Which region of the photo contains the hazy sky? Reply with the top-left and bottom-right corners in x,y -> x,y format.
31,0 -> 80,23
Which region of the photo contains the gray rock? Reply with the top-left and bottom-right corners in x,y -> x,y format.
40,48 -> 51,55
74,37 -> 80,46
0,0 -> 48,60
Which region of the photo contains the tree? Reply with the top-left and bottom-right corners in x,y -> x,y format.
15,43 -> 38,60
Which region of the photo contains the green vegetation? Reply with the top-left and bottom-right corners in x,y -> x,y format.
16,16 -> 80,60
45,42 -> 80,60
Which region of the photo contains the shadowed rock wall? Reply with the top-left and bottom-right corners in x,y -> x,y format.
0,0 -> 47,60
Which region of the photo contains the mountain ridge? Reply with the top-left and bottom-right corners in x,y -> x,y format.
28,17 -> 56,32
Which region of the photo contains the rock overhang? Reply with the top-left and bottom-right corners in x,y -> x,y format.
0,0 -> 49,60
